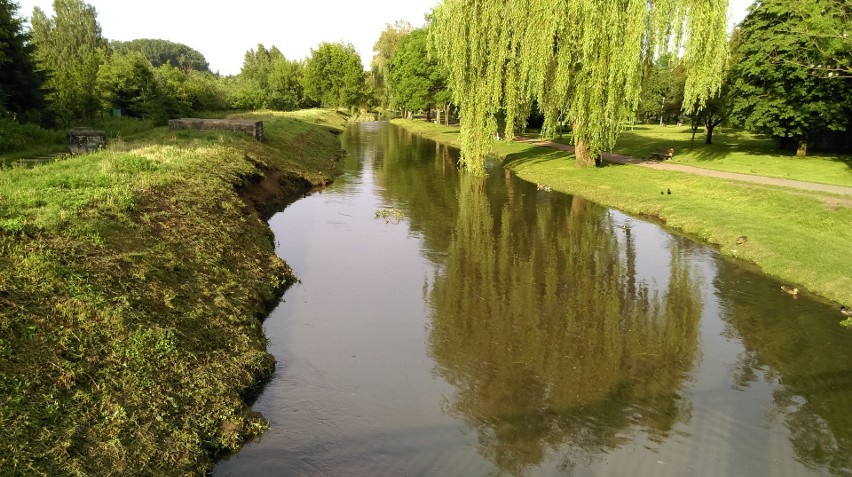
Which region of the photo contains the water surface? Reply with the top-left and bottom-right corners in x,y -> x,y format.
216,122 -> 851,476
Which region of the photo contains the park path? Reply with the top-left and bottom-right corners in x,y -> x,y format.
516,138 -> 852,199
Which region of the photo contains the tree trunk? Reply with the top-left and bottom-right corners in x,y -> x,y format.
436,108 -> 441,125
426,109 -> 431,122
574,140 -> 595,168
444,104 -> 450,126
797,140 -> 807,157
704,123 -> 714,144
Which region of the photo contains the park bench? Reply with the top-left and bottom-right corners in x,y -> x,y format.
649,147 -> 674,160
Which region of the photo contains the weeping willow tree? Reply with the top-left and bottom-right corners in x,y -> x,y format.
429,0 -> 729,171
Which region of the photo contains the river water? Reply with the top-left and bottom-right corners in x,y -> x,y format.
215,122 -> 851,476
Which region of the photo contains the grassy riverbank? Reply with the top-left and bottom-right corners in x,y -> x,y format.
391,119 -> 852,310
0,109 -> 347,474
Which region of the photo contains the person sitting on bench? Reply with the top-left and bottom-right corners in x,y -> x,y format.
649,148 -> 674,160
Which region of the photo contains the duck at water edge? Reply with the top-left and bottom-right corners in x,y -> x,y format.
781,286 -> 799,296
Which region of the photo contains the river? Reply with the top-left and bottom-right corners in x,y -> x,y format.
215,122 -> 851,476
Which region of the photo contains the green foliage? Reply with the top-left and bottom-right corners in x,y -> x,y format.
637,53 -> 686,125
267,58 -> 308,110
230,44 -> 310,111
387,28 -> 449,115
371,20 -> 413,108
0,0 -> 45,122
0,117 -> 63,153
151,65 -> 228,118
97,50 -> 159,120
302,42 -> 366,109
97,51 -> 228,125
429,0 -> 729,171
111,38 -> 210,73
731,0 -> 852,156
30,0 -> 107,125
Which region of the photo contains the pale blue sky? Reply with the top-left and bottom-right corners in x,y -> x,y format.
15,0 -> 754,76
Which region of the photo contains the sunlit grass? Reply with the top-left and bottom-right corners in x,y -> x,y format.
392,118 -> 852,308
539,125 -> 852,187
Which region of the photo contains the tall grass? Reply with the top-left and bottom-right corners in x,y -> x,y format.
0,119 -> 65,162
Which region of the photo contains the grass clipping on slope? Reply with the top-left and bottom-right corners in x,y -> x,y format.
0,115 -> 342,474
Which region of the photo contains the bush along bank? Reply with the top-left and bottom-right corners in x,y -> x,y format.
390,119 -> 852,310
0,110 -> 347,475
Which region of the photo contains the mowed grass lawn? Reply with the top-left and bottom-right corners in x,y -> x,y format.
391,119 -> 852,309
543,125 -> 852,188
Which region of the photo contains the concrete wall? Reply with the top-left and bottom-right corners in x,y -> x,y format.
67,128 -> 106,155
168,119 -> 264,142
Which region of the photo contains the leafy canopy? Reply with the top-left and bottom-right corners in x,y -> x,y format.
302,42 -> 366,110
230,44 -> 309,111
31,0 -> 107,125
371,20 -> 414,108
388,28 -> 449,114
429,0 -> 728,171
111,38 -> 210,73
731,0 -> 852,155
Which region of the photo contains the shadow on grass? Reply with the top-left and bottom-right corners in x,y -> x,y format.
503,146 -> 629,170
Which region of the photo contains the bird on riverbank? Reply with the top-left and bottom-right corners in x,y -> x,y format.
781,285 -> 799,296
841,306 -> 852,317
736,235 -> 748,245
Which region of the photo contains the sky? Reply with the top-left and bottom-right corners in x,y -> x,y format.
15,0 -> 754,76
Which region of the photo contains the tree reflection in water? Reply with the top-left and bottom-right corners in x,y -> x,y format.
372,132 -> 704,473
368,125 -> 852,476
713,268 -> 852,475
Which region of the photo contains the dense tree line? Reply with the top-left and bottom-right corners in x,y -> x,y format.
111,38 -> 210,73
0,0 -> 374,135
632,0 -> 851,155
368,0 -> 849,166
3,0 -> 849,158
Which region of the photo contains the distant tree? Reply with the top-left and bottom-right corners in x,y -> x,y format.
0,0 -> 45,122
388,30 -> 431,117
267,57 -> 308,110
181,70 -> 228,112
731,0 -> 852,156
637,54 -> 685,126
97,50 -> 158,119
31,0 -> 107,125
111,38 -> 210,73
230,43 -> 282,110
302,42 -> 365,109
151,63 -> 193,119
679,30 -> 740,145
387,28 -> 451,122
371,20 -> 413,108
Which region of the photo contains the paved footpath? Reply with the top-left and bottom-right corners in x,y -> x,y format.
517,138 -> 852,198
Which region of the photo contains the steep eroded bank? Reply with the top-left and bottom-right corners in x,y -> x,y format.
0,110 -> 346,475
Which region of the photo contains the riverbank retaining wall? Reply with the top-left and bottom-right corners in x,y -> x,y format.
168,118 -> 264,141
